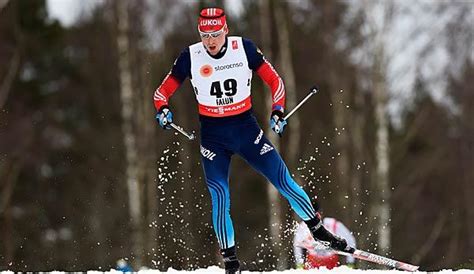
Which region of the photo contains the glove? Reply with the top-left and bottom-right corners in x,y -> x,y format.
156,106 -> 173,129
270,110 -> 287,136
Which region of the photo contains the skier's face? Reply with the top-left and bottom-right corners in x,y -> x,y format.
200,26 -> 228,56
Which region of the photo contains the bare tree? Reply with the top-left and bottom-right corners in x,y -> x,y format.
272,1 -> 300,269
273,1 -> 299,165
116,0 -> 144,267
0,1 -> 24,265
350,89 -> 366,230
0,0 -> 20,110
318,1 -> 353,224
0,158 -> 23,264
372,50 -> 391,256
344,0 -> 394,255
0,49 -> 20,109
258,0 -> 286,266
364,1 -> 394,255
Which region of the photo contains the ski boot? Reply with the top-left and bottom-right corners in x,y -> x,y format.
221,246 -> 241,274
306,217 -> 355,253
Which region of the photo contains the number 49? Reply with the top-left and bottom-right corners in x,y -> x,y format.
210,79 -> 237,98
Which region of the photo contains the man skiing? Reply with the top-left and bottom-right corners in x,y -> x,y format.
153,7 -> 354,273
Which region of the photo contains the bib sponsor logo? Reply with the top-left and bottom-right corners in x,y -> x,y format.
204,100 -> 247,114
200,64 -> 213,77
200,145 -> 216,161
232,40 -> 238,49
214,62 -> 244,71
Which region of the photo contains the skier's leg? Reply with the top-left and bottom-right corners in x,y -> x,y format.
238,128 -> 317,221
238,126 -> 351,252
200,142 -> 235,249
200,142 -> 240,271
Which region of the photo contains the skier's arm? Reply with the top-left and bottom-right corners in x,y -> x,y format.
242,38 -> 286,112
153,48 -> 191,111
256,61 -> 285,112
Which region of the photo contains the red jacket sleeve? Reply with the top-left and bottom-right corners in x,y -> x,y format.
256,59 -> 285,112
153,48 -> 190,111
153,73 -> 181,111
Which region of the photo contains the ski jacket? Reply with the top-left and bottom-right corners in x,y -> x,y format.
153,36 -> 285,117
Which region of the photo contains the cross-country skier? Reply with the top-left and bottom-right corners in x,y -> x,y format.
153,7 -> 354,273
294,217 -> 356,269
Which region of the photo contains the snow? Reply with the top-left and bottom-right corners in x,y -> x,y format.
3,266 -> 473,273
118,267 -> 473,273
133,266 -> 474,273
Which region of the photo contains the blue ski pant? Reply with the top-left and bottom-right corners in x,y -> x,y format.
199,111 -> 316,250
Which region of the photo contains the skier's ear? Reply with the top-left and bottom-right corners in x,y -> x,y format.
224,25 -> 229,35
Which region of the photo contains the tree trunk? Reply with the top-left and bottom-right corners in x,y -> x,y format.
0,159 -> 22,265
259,0 -> 284,267
371,41 -> 391,255
460,120 -> 474,259
361,0 -> 393,256
0,0 -> 21,110
329,70 -> 351,224
273,1 -> 299,269
129,0 -> 158,265
173,90 -> 194,267
116,0 -> 144,268
138,53 -> 158,268
273,2 -> 299,164
350,88 -> 365,240
0,48 -> 20,109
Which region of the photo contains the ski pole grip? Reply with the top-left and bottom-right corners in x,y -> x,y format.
310,85 -> 319,94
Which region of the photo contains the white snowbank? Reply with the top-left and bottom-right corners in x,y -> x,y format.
137,266 -> 473,273
2,266 -> 474,273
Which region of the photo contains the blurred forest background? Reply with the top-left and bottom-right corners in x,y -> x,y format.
0,0 -> 473,271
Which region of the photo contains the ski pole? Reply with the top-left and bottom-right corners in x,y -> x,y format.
283,85 -> 319,121
169,123 -> 196,140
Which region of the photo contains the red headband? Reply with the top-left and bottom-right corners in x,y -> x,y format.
198,8 -> 226,32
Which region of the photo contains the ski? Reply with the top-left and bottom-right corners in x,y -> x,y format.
300,240 -> 419,271
336,249 -> 419,272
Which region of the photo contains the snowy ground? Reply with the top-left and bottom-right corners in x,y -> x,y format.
3,266 -> 472,273
132,266 -> 473,273
144,266 -> 474,274
133,266 -> 473,273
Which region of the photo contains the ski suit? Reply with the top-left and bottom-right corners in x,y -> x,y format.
154,36 -> 317,250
